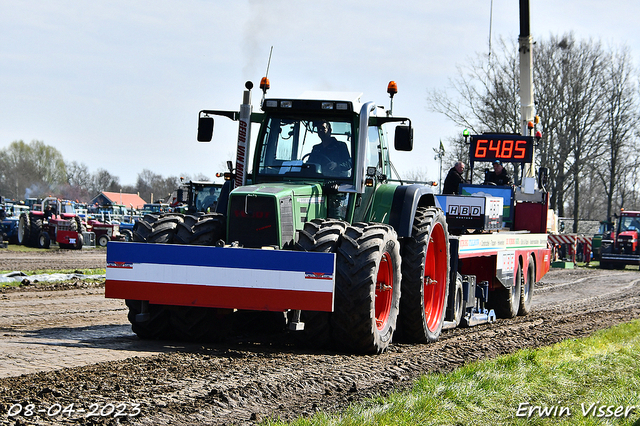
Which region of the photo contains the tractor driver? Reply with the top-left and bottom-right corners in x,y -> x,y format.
44,204 -> 53,219
306,120 -> 352,177
484,160 -> 512,186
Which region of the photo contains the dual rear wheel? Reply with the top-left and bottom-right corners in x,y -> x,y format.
491,254 -> 535,318
297,208 -> 450,354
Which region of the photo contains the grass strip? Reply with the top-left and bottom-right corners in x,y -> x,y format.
269,319 -> 640,426
0,268 -> 105,275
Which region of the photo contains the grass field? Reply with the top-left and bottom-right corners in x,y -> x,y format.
268,319 -> 640,426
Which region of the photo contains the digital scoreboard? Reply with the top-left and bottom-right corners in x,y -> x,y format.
469,134 -> 534,164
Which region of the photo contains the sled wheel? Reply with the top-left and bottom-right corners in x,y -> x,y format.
170,306 -> 233,342
333,223 -> 401,354
452,275 -> 465,326
492,259 -> 522,318
518,254 -> 535,315
397,207 -> 449,343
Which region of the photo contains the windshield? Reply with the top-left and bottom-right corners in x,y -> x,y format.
619,216 -> 640,232
195,186 -> 221,212
257,117 -> 353,179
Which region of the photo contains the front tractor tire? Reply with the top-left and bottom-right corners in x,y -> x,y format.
332,223 -> 401,354
397,207 -> 450,343
97,234 -> 110,247
126,299 -> 174,340
294,218 -> 348,348
126,212 -> 229,342
38,231 -> 51,249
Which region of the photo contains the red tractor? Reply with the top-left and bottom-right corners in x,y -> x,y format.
87,219 -> 126,247
17,197 -> 86,249
600,210 -> 640,269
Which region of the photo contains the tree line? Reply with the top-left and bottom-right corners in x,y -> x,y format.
428,33 -> 640,231
0,140 -> 210,204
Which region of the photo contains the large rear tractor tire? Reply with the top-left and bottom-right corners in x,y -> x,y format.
146,216 -> 183,244
518,255 -> 535,315
332,223 -> 401,354
396,207 -> 450,343
189,215 -> 225,246
17,213 -> 30,245
294,219 -> 348,349
491,260 -> 522,318
28,216 -> 44,248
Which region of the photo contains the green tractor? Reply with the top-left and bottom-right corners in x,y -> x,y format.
112,81 -> 450,354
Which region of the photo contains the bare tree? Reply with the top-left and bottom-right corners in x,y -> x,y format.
91,169 -> 121,196
428,38 -> 523,186
135,169 -> 181,203
596,46 -> 639,219
562,36 -> 607,232
66,161 -> 93,188
428,37 -> 520,138
428,33 -> 638,225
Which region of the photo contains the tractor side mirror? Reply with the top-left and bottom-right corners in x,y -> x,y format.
197,116 -> 214,142
394,125 -> 413,151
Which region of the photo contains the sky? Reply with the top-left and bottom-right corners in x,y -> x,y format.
1,0 -> 639,190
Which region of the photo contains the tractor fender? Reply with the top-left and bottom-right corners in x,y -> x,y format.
388,185 -> 438,238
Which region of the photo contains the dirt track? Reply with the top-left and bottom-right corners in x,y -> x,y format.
1,249 -> 639,425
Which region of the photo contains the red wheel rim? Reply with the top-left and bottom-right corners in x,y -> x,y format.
375,251 -> 393,330
423,222 -> 447,332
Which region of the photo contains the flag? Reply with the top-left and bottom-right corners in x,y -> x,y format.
439,140 -> 445,153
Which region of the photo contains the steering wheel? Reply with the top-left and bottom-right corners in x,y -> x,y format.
302,152 -> 332,164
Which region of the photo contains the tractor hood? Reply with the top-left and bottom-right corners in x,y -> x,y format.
226,182 -> 327,249
618,230 -> 638,240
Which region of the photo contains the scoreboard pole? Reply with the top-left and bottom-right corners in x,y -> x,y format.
519,0 -> 535,178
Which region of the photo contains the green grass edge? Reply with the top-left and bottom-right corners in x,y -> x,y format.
268,319 -> 640,426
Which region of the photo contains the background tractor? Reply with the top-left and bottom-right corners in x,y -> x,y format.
600,210 -> 640,269
18,197 -> 85,249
